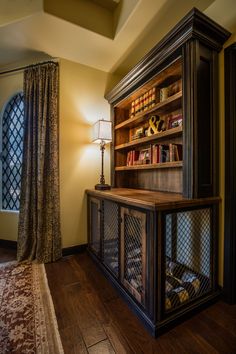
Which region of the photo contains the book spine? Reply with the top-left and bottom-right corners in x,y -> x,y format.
126,151 -> 130,166
159,145 -> 163,163
152,145 -> 157,164
156,145 -> 159,163
169,143 -> 173,162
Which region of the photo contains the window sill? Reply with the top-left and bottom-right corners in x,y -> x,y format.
0,210 -> 19,215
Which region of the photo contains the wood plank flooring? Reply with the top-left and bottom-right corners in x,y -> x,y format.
1,247 -> 236,353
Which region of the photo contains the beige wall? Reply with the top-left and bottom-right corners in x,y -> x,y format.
0,71 -> 23,241
59,59 -> 111,247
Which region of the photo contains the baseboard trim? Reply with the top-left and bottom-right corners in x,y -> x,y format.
0,239 -> 17,249
62,244 -> 87,256
0,239 -> 87,256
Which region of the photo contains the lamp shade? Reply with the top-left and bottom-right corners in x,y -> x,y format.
92,119 -> 112,143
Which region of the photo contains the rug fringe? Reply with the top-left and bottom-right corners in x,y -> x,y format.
40,264 -> 64,354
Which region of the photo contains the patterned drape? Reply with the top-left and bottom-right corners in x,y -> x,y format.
17,62 -> 62,263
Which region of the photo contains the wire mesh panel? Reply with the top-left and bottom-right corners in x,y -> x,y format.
1,93 -> 24,210
121,207 -> 146,305
164,207 -> 212,312
89,198 -> 101,256
103,200 -> 119,276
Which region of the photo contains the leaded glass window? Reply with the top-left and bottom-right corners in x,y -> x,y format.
1,93 -> 24,210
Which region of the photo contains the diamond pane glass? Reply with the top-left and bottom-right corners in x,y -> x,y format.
2,93 -> 24,210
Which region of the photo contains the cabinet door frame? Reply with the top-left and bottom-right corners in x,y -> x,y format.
102,199 -> 120,278
88,196 -> 102,257
120,206 -> 147,305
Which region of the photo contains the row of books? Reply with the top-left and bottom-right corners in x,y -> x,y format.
130,88 -> 156,117
126,143 -> 182,166
129,78 -> 182,119
126,150 -> 146,166
152,143 -> 182,163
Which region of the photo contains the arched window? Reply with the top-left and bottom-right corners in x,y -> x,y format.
1,93 -> 24,210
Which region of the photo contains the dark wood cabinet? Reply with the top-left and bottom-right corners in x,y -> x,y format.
87,8 -> 230,336
87,190 -> 220,335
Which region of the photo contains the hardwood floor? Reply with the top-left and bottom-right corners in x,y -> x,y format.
1,248 -> 236,353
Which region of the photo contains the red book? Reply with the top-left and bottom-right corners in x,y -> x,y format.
152,145 -> 157,164
131,151 -> 134,165
152,144 -> 160,164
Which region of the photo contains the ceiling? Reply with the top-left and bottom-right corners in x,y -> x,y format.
0,0 -> 235,77
92,0 -> 121,11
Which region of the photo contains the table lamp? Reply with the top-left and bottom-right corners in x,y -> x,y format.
92,119 -> 112,190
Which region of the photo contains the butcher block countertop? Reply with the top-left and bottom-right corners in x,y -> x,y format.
86,188 -> 220,211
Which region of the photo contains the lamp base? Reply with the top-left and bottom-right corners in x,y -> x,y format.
95,183 -> 111,190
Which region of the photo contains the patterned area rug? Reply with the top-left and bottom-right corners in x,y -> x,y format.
0,261 -> 64,354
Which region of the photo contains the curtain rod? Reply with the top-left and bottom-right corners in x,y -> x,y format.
0,59 -> 59,76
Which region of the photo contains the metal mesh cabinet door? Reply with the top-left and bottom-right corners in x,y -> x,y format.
103,200 -> 119,277
120,207 -> 146,305
88,197 -> 101,256
164,207 -> 213,313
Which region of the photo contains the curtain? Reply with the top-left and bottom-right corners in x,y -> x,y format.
17,62 -> 62,263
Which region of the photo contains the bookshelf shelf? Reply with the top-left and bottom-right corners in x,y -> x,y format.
115,126 -> 182,150
115,161 -> 183,171
114,91 -> 182,130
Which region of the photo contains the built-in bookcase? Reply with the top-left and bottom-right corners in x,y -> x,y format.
87,8 -> 230,337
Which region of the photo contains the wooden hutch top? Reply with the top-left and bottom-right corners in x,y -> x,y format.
101,8 -> 230,202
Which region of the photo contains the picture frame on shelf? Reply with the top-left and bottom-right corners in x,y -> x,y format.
168,114 -> 182,129
131,126 -> 145,141
138,148 -> 151,164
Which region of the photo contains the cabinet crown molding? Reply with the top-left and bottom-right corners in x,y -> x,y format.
105,7 -> 231,105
